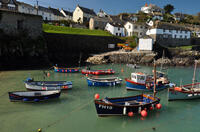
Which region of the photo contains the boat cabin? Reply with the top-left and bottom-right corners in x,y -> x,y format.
131,72 -> 146,84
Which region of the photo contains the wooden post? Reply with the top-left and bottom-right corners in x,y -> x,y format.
153,61 -> 157,97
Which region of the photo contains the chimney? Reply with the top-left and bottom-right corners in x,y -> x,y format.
145,3 -> 148,7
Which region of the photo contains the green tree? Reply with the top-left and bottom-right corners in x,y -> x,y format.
164,4 -> 174,14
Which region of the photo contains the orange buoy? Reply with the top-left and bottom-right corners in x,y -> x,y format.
141,110 -> 147,117
156,103 -> 162,109
86,74 -> 88,77
174,87 -> 182,92
47,72 -> 50,77
94,94 -> 100,100
121,68 -> 124,72
128,112 -> 134,117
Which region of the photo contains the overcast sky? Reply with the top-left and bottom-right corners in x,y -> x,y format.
18,0 -> 200,15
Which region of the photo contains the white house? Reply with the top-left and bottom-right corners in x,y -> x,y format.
0,0 -> 18,11
146,27 -> 191,39
17,2 -> 37,15
73,5 -> 96,23
105,23 -> 125,37
124,21 -> 148,38
37,6 -> 53,20
49,7 -> 65,21
141,3 -> 164,14
60,9 -> 73,20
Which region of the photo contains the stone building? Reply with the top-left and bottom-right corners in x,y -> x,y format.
89,16 -> 110,30
73,5 -> 96,23
0,10 -> 42,38
146,22 -> 191,46
124,21 -> 148,38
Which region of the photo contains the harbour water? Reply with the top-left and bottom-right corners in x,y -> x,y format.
0,64 -> 200,132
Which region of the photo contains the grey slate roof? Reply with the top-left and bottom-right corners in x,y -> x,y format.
38,6 -> 52,13
49,7 -> 64,17
62,9 -> 72,16
78,5 -> 96,16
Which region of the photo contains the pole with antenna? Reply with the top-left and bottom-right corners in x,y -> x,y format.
192,60 -> 197,90
153,60 -> 157,97
36,0 -> 39,15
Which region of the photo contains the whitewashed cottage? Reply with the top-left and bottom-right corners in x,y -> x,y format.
49,7 -> 65,21
105,22 -> 125,37
124,21 -> 148,38
37,6 -> 53,20
73,5 -> 96,23
141,3 -> 165,14
0,0 -> 18,11
17,2 -> 37,15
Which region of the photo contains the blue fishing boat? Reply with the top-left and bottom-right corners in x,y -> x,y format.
125,72 -> 169,91
87,76 -> 122,86
8,90 -> 61,102
94,94 -> 161,117
24,78 -> 72,91
54,66 -> 79,73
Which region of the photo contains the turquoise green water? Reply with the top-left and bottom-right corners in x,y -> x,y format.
0,64 -> 200,132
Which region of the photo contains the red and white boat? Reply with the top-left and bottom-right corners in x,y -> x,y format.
81,69 -> 115,75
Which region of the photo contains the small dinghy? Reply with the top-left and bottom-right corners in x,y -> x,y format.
94,94 -> 161,117
8,90 -> 61,102
81,69 -> 115,75
54,66 -> 79,73
87,76 -> 122,86
24,78 -> 72,91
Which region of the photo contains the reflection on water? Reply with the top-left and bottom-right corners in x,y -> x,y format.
0,64 -> 200,132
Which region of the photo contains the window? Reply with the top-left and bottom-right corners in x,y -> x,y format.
140,26 -> 143,29
119,33 -> 121,36
163,29 -> 165,32
118,27 -> 120,30
116,33 -> 118,36
140,32 -> 143,35
174,35 -> 176,38
134,26 -> 137,29
129,25 -> 131,29
180,35 -> 182,38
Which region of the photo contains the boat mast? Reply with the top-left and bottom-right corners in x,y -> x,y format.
160,50 -> 164,71
192,60 -> 197,89
153,61 -> 157,97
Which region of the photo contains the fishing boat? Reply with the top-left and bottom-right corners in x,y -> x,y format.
125,72 -> 170,91
24,78 -> 72,91
168,61 -> 200,101
94,62 -> 162,117
54,66 -> 79,73
81,69 -> 115,75
8,90 -> 61,102
87,76 -> 122,86
94,94 -> 161,117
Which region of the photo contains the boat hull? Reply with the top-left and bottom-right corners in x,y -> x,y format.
94,94 -> 160,117
87,78 -> 122,86
168,88 -> 200,101
8,90 -> 61,102
24,81 -> 72,91
81,69 -> 115,75
54,66 -> 79,73
125,79 -> 167,91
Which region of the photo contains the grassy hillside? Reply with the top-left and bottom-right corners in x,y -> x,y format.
43,24 -> 113,36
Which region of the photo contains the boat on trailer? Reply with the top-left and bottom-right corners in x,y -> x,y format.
54,66 -> 79,73
125,72 -> 170,91
24,78 -> 72,91
81,69 -> 115,75
168,61 -> 200,101
87,76 -> 122,86
94,94 -> 160,117
8,90 -> 61,102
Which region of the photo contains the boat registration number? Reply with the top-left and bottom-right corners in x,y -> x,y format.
99,104 -> 112,110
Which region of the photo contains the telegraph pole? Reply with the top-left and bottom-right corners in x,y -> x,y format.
36,0 -> 38,15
